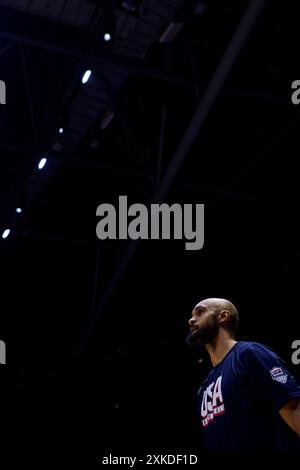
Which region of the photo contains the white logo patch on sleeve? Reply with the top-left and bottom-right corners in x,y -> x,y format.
270,366 -> 288,384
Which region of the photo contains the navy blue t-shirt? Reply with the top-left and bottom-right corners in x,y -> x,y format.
197,341 -> 300,450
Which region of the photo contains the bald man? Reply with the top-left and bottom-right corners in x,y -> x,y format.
186,298 -> 300,451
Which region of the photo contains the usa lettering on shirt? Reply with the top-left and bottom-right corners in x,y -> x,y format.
200,375 -> 225,427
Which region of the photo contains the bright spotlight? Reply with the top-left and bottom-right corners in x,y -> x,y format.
82,70 -> 92,84
38,157 -> 47,170
16,208 -> 22,214
104,33 -> 112,42
2,229 -> 10,239
59,127 -> 64,134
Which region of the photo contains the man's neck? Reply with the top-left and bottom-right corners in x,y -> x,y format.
206,332 -> 237,367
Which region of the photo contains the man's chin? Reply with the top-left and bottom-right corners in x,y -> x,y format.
185,331 -> 206,348
185,327 -> 219,348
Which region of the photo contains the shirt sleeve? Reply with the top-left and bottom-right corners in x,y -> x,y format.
241,343 -> 300,412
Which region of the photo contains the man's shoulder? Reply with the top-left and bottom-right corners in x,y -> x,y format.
236,340 -> 277,361
237,340 -> 272,351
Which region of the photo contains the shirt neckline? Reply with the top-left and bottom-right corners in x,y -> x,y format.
212,341 -> 240,368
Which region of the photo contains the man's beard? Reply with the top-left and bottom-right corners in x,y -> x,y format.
185,314 -> 219,348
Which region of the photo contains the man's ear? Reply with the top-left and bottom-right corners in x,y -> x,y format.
218,309 -> 230,325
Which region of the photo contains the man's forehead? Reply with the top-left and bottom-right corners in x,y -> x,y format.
193,301 -> 209,312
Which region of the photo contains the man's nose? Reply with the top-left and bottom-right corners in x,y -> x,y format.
188,317 -> 196,326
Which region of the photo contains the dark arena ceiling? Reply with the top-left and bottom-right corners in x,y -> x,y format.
0,0 -> 300,465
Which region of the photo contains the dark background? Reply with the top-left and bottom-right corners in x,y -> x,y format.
0,0 -> 300,466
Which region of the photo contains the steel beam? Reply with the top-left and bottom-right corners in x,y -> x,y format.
0,28 -> 196,89
0,28 -> 287,105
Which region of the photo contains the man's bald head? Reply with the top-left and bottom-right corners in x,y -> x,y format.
193,298 -> 239,336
